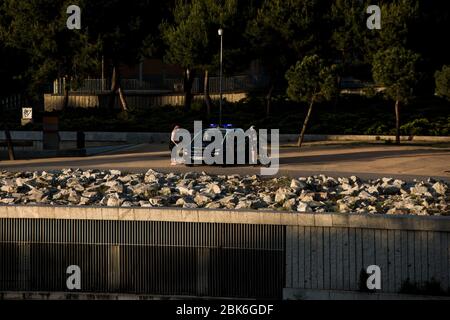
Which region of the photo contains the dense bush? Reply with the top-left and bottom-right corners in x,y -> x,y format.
435,65 -> 450,101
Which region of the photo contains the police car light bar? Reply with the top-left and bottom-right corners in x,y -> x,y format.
209,124 -> 233,128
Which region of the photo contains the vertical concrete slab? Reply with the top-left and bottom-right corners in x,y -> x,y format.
285,226 -> 293,288
363,229 -> 375,273
421,231 -> 429,284
317,227 -> 324,290
304,227 -> 311,289
394,230 -> 402,291
355,228 -> 364,290
379,230 -> 388,292
298,226 -> 305,289
329,228 -> 338,290
323,227 -> 331,290
407,230 -> 416,284
349,228 -> 357,291
310,227 -> 319,290
440,233 -> 449,291
427,231 -> 439,284
343,228 -> 350,291
387,230 -> 396,293
336,228 -> 344,290
292,226 -> 300,288
414,231 -> 423,285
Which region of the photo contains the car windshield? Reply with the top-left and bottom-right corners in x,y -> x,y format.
203,129 -> 226,141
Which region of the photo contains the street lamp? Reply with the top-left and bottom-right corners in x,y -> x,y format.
218,28 -> 223,126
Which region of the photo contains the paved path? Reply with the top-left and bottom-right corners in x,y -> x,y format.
1,143 -> 449,181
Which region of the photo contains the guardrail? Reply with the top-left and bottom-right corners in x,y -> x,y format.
1,206 -> 449,299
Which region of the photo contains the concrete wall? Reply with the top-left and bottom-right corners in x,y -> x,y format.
282,134 -> 450,143
1,205 -> 450,299
44,92 -> 248,111
2,131 -> 450,152
0,131 -> 169,151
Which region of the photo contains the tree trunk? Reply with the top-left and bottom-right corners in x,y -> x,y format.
204,69 -> 212,119
334,76 -> 341,113
184,68 -> 194,112
395,100 -> 400,145
62,76 -> 70,110
266,83 -> 274,117
109,65 -> 118,110
4,125 -> 15,160
297,97 -> 315,148
109,64 -> 128,111
118,86 -> 128,111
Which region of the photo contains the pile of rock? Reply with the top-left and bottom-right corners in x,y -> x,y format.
0,169 -> 448,216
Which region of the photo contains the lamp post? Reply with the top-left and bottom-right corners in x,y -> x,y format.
218,28 -> 223,126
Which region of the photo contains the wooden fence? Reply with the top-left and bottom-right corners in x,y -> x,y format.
44,92 -> 248,111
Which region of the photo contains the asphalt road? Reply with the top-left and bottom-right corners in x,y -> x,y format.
1,142 -> 449,182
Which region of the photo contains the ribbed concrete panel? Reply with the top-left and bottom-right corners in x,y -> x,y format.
0,219 -> 285,298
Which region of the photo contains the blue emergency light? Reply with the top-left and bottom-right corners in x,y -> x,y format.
209,124 -> 233,128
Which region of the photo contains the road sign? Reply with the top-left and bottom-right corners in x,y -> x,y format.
22,107 -> 33,120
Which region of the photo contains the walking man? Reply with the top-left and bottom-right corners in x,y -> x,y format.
170,125 -> 181,165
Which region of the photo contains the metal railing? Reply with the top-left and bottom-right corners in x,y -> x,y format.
0,94 -> 23,111
52,75 -> 270,95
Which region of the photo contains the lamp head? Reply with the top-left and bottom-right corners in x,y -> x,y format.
218,28 -> 223,36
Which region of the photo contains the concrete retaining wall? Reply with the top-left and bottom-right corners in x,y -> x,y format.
282,134 -> 450,143
1,205 -> 450,299
2,205 -> 450,231
2,131 -> 449,152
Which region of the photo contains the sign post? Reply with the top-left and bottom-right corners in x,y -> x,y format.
43,116 -> 60,150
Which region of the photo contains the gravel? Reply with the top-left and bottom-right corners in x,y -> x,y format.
0,169 -> 448,216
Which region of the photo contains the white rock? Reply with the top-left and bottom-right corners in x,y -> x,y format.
0,198 -> 15,204
432,182 -> 447,195
297,201 -> 312,213
290,179 -> 307,190
206,183 -> 221,195
177,185 -> 194,196
106,194 -> 123,207
194,194 -> 210,206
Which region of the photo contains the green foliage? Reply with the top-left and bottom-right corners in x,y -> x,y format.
435,65 -> 450,101
330,0 -> 365,67
401,118 -> 450,136
161,0 -> 239,71
285,55 -> 338,104
0,0 -> 165,102
364,0 -> 419,63
246,0 -> 329,81
372,46 -> 421,103
0,0 -> 99,99
82,0 -> 164,64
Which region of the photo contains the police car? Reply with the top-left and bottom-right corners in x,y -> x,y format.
184,124 -> 256,166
